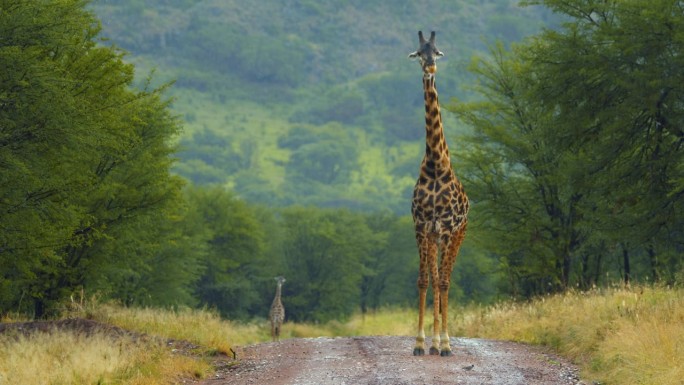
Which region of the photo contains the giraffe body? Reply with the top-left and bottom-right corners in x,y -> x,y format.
409,31 -> 469,357
269,276 -> 286,342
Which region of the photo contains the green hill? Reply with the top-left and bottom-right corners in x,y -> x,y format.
92,0 -> 556,212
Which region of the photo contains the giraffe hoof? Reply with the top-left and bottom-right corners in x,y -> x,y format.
440,349 -> 453,357
429,347 -> 440,355
413,347 -> 425,356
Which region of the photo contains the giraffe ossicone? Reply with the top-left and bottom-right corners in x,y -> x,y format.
409,31 -> 469,357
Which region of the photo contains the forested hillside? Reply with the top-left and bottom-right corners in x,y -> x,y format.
92,0 -> 556,212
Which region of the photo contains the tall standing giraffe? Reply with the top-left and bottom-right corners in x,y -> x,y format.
408,31 -> 469,357
269,276 -> 286,342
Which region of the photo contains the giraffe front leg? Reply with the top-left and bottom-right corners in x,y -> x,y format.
430,287 -> 441,355
439,285 -> 452,356
414,235 -> 433,356
414,282 -> 427,356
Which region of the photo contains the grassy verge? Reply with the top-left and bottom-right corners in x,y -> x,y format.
0,327 -> 210,385
449,285 -> 684,385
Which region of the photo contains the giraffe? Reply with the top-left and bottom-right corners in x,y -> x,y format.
408,31 -> 469,357
269,276 -> 286,342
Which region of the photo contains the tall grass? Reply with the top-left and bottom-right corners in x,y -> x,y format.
0,329 -> 209,385
449,286 -> 684,385
83,303 -> 240,355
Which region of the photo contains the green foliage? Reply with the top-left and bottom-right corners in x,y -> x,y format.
0,0 -> 520,323
277,207 -> 376,322
283,123 -> 359,186
0,0 -> 184,316
184,186 -> 268,319
356,73 -> 425,142
89,0 -> 555,213
360,214 -> 417,311
19,0 -> 684,324
452,0 -> 684,296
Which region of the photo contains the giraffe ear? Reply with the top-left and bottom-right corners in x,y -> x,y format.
408,51 -> 419,59
435,50 -> 444,57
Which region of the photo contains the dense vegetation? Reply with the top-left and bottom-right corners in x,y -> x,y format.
453,0 -> 684,295
1,0 -> 683,327
0,0 -> 184,317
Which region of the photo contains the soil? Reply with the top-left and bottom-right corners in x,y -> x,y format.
204,336 -> 583,385
0,319 -> 584,385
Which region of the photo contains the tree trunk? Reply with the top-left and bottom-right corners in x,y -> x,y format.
593,252 -> 603,287
580,254 -> 589,289
647,245 -> 659,282
622,244 -> 631,285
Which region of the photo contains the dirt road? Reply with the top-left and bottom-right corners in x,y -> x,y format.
201,336 -> 581,385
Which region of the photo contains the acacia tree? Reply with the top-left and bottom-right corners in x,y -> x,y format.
452,44 -> 589,295
0,0 -> 184,315
522,0 -> 684,284
453,0 -> 684,295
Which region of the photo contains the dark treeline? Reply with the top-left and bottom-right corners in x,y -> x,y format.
2,0 -> 683,322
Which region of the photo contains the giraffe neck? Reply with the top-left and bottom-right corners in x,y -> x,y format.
273,282 -> 283,304
422,75 -> 450,169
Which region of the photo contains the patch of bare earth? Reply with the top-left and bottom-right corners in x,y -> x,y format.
204,336 -> 582,385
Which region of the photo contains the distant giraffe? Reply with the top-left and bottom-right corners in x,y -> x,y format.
269,276 -> 286,342
408,31 -> 469,357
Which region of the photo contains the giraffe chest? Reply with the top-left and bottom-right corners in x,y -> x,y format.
411,172 -> 469,233
270,301 -> 284,318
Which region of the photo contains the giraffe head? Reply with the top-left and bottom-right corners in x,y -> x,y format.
274,276 -> 286,285
408,31 -> 444,76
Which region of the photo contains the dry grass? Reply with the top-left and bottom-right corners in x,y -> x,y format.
342,308 -> 417,337
84,304 -> 237,355
0,329 -> 209,385
450,286 -> 684,385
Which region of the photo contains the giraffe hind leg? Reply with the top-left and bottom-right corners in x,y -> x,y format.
414,272 -> 428,356
429,241 -> 441,355
438,222 -> 467,357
